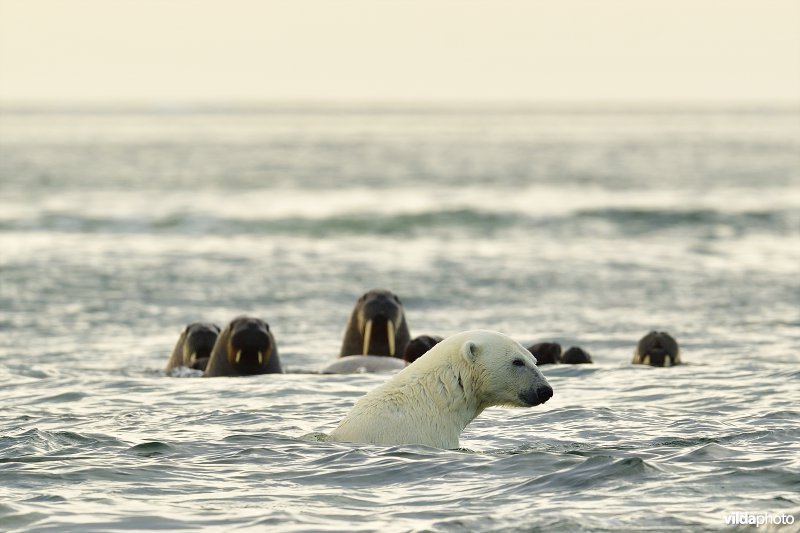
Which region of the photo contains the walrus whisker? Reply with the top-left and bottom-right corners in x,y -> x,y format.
387,321 -> 395,356
363,319 -> 373,355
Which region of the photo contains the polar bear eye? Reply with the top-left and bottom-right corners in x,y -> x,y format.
512,359 -> 525,367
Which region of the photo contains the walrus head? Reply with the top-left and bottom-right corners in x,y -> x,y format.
633,331 -> 680,367
183,322 -> 221,371
562,346 -> 593,364
358,290 -> 403,356
226,316 -> 276,374
403,335 -> 443,363
527,342 -> 562,365
342,289 -> 410,358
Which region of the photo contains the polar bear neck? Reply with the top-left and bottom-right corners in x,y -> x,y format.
414,364 -> 483,423
330,358 -> 485,449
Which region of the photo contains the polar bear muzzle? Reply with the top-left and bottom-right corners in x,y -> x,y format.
518,384 -> 554,406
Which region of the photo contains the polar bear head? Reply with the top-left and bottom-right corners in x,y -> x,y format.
447,330 -> 554,409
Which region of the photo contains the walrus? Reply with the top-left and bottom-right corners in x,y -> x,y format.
164,322 -> 220,372
633,331 -> 680,367
562,346 -> 593,364
338,289 -> 411,358
204,316 -> 282,377
403,335 -> 443,364
527,342 -> 562,365
320,355 -> 406,374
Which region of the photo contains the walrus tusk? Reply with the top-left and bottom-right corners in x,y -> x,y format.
363,319 -> 373,355
387,321 -> 395,356
235,350 -> 242,364
663,357 -> 671,367
189,352 -> 197,365
641,354 -> 650,365
258,351 -> 263,364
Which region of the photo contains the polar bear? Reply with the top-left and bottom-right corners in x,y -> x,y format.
328,330 -> 554,449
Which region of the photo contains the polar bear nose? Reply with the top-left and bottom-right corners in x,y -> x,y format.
519,384 -> 554,406
536,385 -> 554,403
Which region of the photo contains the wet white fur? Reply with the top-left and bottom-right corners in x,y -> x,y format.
329,330 -> 551,449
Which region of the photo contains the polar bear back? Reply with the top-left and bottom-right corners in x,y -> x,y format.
329,330 -> 553,449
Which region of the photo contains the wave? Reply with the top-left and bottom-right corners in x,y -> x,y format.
0,208 -> 523,237
1,207 -> 796,237
0,428 -> 127,463
575,207 -> 798,234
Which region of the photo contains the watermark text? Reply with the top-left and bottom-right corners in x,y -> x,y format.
725,511 -> 795,528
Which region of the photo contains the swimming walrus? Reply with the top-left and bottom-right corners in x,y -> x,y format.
338,289 -> 411,358
403,335 -> 443,364
633,331 -> 680,367
320,355 -> 406,374
562,346 -> 593,364
321,334 -> 443,373
164,322 -> 221,372
319,289 -> 412,374
527,342 -> 562,365
204,316 -> 282,377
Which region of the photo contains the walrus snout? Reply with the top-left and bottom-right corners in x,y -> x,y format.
360,298 -> 402,326
358,293 -> 405,356
634,331 -> 680,367
339,288 -> 411,359
228,319 -> 274,371
231,329 -> 271,354
519,384 -> 554,406
204,315 -> 282,376
173,323 -> 220,372
642,350 -> 674,367
360,314 -> 398,356
186,330 -> 218,360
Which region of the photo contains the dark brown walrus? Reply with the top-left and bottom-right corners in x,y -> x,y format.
403,335 -> 443,364
338,289 -> 411,358
527,342 -> 562,365
164,322 -> 221,372
528,342 -> 593,365
633,331 -> 680,367
204,316 -> 282,377
562,346 -> 593,364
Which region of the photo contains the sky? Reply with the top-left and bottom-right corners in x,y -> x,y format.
0,0 -> 798,104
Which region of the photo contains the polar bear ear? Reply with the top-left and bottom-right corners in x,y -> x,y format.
461,340 -> 479,363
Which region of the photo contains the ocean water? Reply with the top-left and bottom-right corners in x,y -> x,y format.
1,105 -> 798,532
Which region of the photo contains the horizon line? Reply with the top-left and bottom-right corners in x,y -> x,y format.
2,98 -> 799,114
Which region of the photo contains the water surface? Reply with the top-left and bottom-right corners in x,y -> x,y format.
1,105 -> 798,531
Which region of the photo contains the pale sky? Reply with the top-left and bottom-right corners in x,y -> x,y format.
1,0 -> 798,104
